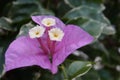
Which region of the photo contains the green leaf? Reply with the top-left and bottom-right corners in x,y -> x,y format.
98,69 -> 114,80
67,61 -> 92,79
92,40 -> 109,57
17,22 -> 34,37
64,0 -> 105,11
82,20 -> 105,39
15,0 -> 38,4
0,17 -> 15,31
63,5 -> 111,39
81,69 -> 100,80
0,47 -> 4,76
102,26 -> 116,35
57,1 -> 71,17
64,6 -> 110,25
8,0 -> 54,24
53,72 -> 64,80
75,78 -> 83,80
67,17 -> 105,38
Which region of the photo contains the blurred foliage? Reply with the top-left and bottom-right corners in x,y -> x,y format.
0,0 -> 120,80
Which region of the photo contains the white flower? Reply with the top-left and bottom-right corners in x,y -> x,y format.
48,28 -> 64,41
116,65 -> 120,72
94,62 -> 103,70
94,56 -> 103,70
41,18 -> 56,27
94,56 -> 102,62
29,25 -> 45,38
118,47 -> 120,53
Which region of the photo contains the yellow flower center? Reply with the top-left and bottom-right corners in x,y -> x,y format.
41,18 -> 56,27
54,33 -> 59,38
35,32 -> 40,35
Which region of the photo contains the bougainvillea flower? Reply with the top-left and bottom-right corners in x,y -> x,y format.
5,15 -> 94,74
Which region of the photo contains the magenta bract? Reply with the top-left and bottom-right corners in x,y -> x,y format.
5,15 -> 94,74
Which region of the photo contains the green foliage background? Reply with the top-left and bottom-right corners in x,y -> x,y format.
0,0 -> 120,80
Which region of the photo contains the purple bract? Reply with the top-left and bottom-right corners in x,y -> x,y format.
5,15 -> 94,74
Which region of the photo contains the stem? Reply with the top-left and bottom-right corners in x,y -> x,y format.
61,65 -> 69,80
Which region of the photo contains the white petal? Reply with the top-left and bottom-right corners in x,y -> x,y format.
29,25 -> 45,38
41,18 -> 56,27
48,28 -> 64,41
